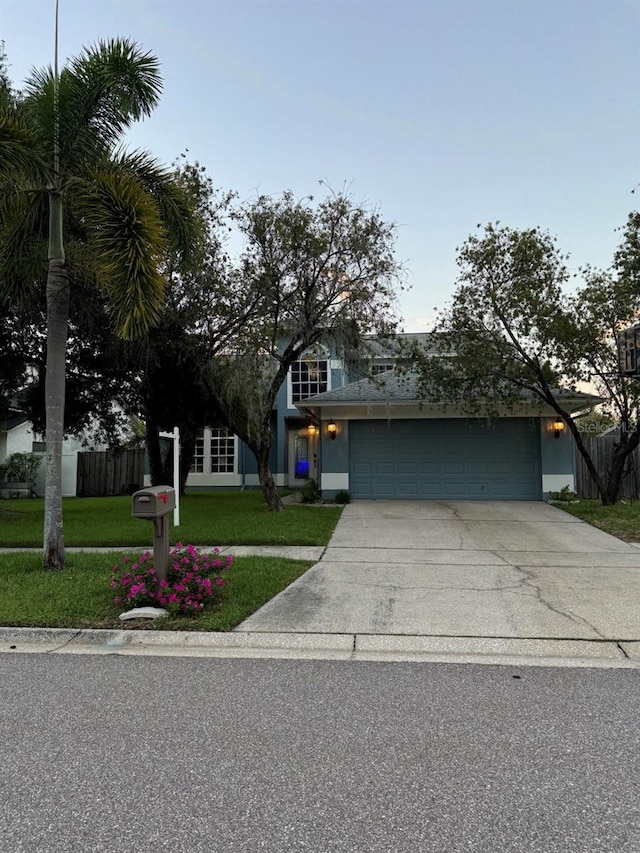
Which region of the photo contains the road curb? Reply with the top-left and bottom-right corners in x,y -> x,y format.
2,626 -> 639,668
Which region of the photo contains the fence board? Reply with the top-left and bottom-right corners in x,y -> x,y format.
76,449 -> 144,497
574,436 -> 640,501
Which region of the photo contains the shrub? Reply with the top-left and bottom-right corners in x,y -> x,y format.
333,490 -> 351,504
301,478 -> 321,503
548,485 -> 579,502
0,452 -> 42,485
111,542 -> 233,615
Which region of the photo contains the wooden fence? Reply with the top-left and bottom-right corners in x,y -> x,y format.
574,435 -> 640,501
76,449 -> 145,498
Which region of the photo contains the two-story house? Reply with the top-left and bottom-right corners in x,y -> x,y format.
185,334 -> 597,501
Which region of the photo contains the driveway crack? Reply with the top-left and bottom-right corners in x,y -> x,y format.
616,642 -> 630,659
512,564 -> 608,639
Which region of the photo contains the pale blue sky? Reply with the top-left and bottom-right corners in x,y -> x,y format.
2,0 -> 638,329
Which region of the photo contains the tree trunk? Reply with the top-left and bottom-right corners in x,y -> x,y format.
178,427 -> 196,495
600,431 -> 640,505
257,449 -> 282,512
43,257 -> 69,570
562,411 -> 610,502
566,407 -> 640,505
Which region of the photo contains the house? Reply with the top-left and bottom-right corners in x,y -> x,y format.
0,402 -> 112,498
185,335 -> 597,501
2,336 -> 595,501
184,342 -> 348,492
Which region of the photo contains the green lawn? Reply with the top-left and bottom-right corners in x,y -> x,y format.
0,550 -> 314,631
0,491 -> 336,631
0,491 -> 342,548
556,499 -> 640,543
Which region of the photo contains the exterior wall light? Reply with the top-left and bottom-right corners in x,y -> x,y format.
327,420 -> 337,440
308,424 -> 318,437
553,419 -> 566,439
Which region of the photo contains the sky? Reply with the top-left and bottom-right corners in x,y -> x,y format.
1,0 -> 638,330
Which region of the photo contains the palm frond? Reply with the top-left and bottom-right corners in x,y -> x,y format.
74,170 -> 167,338
109,148 -> 199,262
70,38 -> 162,121
64,39 -> 162,166
20,38 -> 163,178
0,182 -> 49,307
0,108 -> 49,181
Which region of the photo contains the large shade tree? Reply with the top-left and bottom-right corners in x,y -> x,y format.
4,285 -> 140,444
411,217 -> 640,505
0,39 -> 196,568
208,189 -> 404,511
122,160 -> 261,491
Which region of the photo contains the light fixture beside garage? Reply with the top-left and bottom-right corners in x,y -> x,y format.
327,420 -> 337,440
552,418 -> 566,439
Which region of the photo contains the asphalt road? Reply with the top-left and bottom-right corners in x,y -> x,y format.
1,654 -> 639,853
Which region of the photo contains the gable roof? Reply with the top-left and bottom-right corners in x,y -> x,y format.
357,332 -> 434,359
303,370 -> 419,403
297,369 -> 601,414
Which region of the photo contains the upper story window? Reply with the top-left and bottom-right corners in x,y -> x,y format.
290,358 -> 329,403
370,364 -> 392,377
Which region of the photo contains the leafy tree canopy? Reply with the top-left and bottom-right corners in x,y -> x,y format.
208,187 -> 405,510
411,215 -> 640,504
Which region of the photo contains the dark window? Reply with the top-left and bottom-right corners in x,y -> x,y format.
291,359 -> 329,402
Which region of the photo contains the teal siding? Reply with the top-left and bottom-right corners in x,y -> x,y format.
350,419 -> 542,500
540,418 -> 574,474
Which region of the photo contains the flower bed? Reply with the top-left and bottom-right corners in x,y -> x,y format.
111,542 -> 233,615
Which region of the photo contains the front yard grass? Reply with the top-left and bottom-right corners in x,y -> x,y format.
0,490 -> 342,548
0,551 -> 314,631
556,499 -> 640,542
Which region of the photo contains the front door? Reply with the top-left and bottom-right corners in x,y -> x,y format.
288,429 -> 317,486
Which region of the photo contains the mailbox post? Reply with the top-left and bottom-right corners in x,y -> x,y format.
131,486 -> 176,587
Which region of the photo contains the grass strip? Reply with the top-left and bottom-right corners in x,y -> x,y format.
0,491 -> 341,548
556,499 -> 640,543
0,551 -> 313,631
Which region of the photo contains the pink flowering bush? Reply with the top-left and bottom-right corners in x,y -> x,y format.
111,543 -> 233,615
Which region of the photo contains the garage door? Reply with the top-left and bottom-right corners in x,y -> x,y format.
349,419 -> 541,500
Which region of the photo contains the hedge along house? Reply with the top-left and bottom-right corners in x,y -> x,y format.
295,368 -> 599,501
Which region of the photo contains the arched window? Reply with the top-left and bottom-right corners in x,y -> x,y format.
289,347 -> 330,404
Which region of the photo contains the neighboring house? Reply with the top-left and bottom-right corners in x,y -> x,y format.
186,335 -> 598,501
0,406 -> 111,498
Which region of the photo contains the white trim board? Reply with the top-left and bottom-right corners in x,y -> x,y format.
321,473 -> 349,491
542,474 -> 575,493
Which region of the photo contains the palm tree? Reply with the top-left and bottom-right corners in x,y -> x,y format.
0,38 -> 196,569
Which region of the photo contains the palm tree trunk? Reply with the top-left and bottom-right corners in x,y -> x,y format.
43,257 -> 69,570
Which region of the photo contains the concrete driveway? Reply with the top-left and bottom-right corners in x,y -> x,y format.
237,501 -> 640,644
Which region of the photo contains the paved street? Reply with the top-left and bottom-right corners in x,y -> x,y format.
3,499 -> 640,851
1,653 -> 639,853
